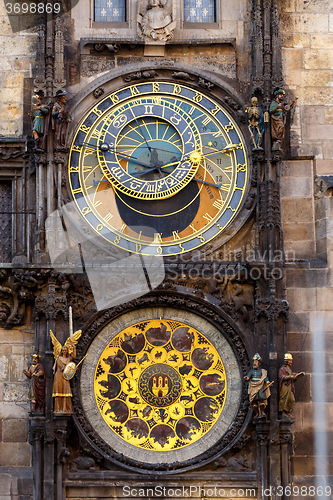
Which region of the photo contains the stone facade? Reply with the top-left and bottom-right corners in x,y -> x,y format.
0,0 -> 332,498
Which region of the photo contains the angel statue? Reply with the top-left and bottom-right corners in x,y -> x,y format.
138,0 -> 175,41
50,329 -> 81,414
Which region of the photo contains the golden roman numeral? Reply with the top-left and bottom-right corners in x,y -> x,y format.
130,86 -> 140,96
172,231 -> 181,240
104,213 -> 113,223
203,213 -> 213,222
154,233 -> 163,243
213,200 -> 223,210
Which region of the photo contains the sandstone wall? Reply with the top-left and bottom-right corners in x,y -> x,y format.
0,326 -> 33,498
0,6 -> 38,138
280,0 -> 333,485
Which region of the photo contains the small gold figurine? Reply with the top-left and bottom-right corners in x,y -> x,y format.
50,329 -> 81,414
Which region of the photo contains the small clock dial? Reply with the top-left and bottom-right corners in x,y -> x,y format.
68,82 -> 249,256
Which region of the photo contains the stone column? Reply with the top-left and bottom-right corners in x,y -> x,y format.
55,415 -> 71,500
29,416 -> 45,500
255,420 -> 270,500
34,152 -> 47,254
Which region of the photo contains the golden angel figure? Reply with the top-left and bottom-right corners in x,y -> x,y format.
50,329 -> 81,414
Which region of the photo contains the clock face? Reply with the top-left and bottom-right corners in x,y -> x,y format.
93,318 -> 227,452
68,82 -> 249,256
80,307 -> 242,466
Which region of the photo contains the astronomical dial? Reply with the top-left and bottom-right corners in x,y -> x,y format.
68,82 -> 249,256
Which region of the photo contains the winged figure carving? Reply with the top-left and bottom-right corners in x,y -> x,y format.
50,329 -> 82,358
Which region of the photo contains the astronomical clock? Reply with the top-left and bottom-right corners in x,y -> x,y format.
68,77 -> 252,473
68,82 -> 249,256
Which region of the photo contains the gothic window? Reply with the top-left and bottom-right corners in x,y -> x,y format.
184,0 -> 216,23
94,0 -> 126,22
0,181 -> 12,263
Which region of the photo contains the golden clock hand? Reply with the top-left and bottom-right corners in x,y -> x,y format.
202,144 -> 239,157
78,142 -> 158,171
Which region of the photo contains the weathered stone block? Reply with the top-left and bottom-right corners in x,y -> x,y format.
4,72 -> 24,88
301,106 -> 325,125
284,239 -> 316,260
301,70 -> 333,87
286,268 -> 328,288
281,198 -> 314,223
310,310 -> 333,332
3,382 -> 29,402
279,13 -> 329,34
286,287 -> 303,311
305,49 -> 333,70
323,139 -> 333,159
0,475 -> 11,497
0,402 -> 27,419
282,48 -> 303,70
0,443 -> 31,467
324,107 -> 333,124
0,346 -> 11,355
0,356 -> 9,381
298,88 -> 333,107
17,477 -> 33,495
283,222 -> 314,241
301,287 -> 318,311
9,355 -> 27,382
2,419 -> 28,442
288,311 -> 310,332
294,0 -> 333,13
282,34 -> 310,47
315,218 -> 327,240
311,34 -> 333,49
281,159 -> 313,177
13,57 -> 31,71
294,431 -> 333,456
304,123 -> 333,141
315,160 -> 333,175
11,345 -> 24,355
287,332 -> 314,351
281,177 -> 312,198
0,36 -> 36,57
0,120 -> 22,137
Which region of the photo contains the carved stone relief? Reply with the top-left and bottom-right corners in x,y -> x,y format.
137,0 -> 176,41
